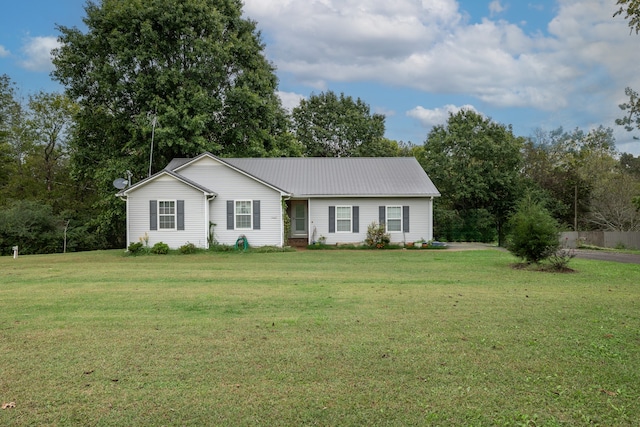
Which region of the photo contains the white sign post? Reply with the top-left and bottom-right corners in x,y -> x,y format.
12,246 -> 18,259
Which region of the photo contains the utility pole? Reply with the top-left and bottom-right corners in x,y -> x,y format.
63,219 -> 70,253
574,184 -> 578,231
148,114 -> 157,177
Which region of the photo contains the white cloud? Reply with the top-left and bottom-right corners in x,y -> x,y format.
407,104 -> 479,128
0,45 -> 10,57
20,36 -> 60,72
489,1 -> 506,16
277,91 -> 305,111
375,106 -> 396,117
244,0 -> 462,66
243,0 -> 640,153
243,0 -> 636,113
528,3 -> 545,12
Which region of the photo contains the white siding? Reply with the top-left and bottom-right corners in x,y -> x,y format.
309,198 -> 434,245
178,157 -> 283,247
127,175 -> 208,249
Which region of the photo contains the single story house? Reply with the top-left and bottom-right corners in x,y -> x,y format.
116,152 -> 440,249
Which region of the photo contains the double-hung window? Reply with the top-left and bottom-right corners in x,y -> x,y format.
150,200 -> 184,231
379,205 -> 409,233
158,200 -> 176,230
336,206 -> 352,232
329,205 -> 359,234
227,200 -> 260,230
386,206 -> 402,232
235,200 -> 252,229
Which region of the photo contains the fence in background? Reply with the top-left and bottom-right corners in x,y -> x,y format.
560,231 -> 640,250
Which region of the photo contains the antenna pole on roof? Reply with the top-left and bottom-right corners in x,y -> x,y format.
148,114 -> 157,177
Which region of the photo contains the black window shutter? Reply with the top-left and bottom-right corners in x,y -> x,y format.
379,206 -> 385,225
150,200 -> 157,230
253,200 -> 261,230
177,200 -> 185,230
227,200 -> 234,230
352,206 -> 359,233
403,206 -> 410,232
328,206 -> 335,233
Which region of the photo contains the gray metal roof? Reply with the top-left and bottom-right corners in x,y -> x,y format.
165,157 -> 193,171
168,155 -> 439,197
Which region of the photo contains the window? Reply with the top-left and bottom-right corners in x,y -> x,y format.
386,206 -> 402,232
379,205 -> 409,233
150,200 -> 184,231
227,200 -> 260,230
158,200 -> 176,229
329,205 -> 359,233
336,206 -> 352,232
294,203 -> 306,233
235,200 -> 252,229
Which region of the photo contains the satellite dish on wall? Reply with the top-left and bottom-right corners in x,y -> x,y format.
113,178 -> 129,190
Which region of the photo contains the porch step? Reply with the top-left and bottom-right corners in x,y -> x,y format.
287,238 -> 308,248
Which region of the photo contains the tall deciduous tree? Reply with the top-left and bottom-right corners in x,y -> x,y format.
291,91 -> 386,157
52,0 -> 296,247
589,173 -> 640,231
614,1 -> 640,162
27,92 -> 78,196
614,1 -> 640,214
0,75 -> 28,205
0,76 -> 15,194
521,129 -> 589,229
615,0 -> 640,33
0,74 -> 16,143
619,152 -> 640,178
614,0 -> 640,151
615,87 -> 640,137
419,109 -> 524,245
523,126 -> 640,231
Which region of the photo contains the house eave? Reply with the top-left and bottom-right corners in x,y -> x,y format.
297,193 -> 441,199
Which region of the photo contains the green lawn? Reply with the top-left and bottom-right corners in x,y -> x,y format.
1,249 -> 638,426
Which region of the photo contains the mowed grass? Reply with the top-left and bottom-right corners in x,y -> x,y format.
0,249 -> 639,426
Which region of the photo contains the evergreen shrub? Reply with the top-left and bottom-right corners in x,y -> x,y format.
151,242 -> 170,255
506,196 -> 559,264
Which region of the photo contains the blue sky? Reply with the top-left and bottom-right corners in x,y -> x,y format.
2,0 -> 640,155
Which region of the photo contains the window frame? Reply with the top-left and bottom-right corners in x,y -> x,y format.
235,200 -> 253,230
335,205 -> 352,233
386,205 -> 402,233
158,200 -> 177,230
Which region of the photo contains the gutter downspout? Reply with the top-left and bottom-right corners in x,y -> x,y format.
307,198 -> 312,246
429,196 -> 434,241
116,194 -> 129,250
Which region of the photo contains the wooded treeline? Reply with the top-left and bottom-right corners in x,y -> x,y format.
1,0 -> 639,254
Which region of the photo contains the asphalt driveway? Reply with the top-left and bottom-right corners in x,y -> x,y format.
445,242 -> 640,264
572,249 -> 640,264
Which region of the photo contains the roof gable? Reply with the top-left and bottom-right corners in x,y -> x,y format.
117,169 -> 217,197
170,153 -> 290,195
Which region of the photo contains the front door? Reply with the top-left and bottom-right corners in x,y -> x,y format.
290,200 -> 307,237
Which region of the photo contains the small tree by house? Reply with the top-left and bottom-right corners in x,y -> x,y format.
365,222 -> 390,249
